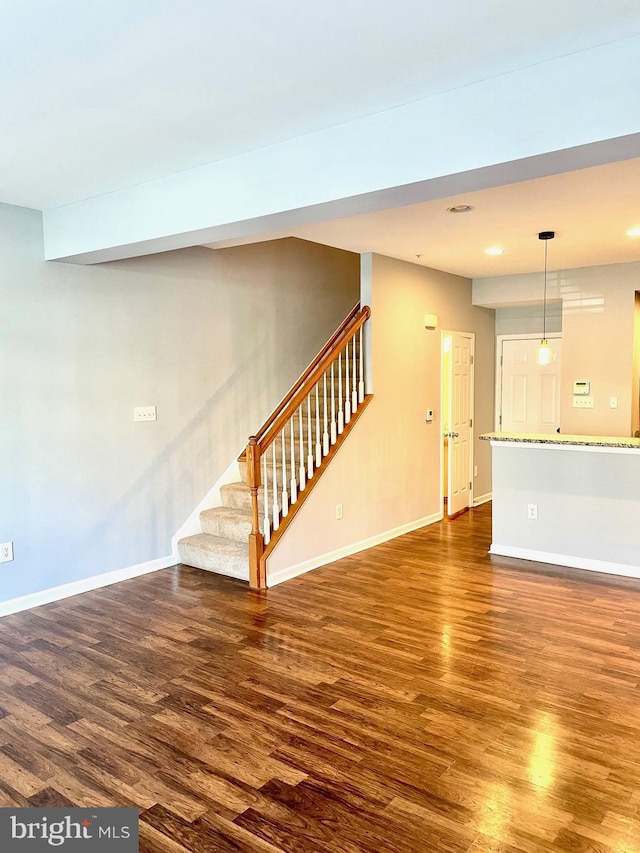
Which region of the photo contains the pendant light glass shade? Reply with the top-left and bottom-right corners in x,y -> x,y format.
536,339 -> 552,365
536,231 -> 555,366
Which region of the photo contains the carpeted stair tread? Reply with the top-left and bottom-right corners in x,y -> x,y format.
177,533 -> 249,580
239,459 -> 322,486
200,506 -> 254,540
220,481 -> 264,513
240,459 -> 288,484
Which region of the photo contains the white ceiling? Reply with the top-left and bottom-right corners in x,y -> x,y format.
2,0 -> 640,210
276,159 -> 640,278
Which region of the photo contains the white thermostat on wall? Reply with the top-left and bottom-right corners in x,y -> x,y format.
573,380 -> 590,396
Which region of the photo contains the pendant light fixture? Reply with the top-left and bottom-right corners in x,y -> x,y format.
537,230 -> 555,366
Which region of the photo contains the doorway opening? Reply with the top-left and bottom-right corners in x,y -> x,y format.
441,330 -> 474,518
633,292 -> 640,436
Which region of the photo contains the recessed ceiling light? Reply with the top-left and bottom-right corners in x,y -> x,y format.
627,226 -> 640,237
484,247 -> 504,256
447,204 -> 475,214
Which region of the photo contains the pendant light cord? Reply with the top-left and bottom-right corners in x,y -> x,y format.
543,239 -> 548,340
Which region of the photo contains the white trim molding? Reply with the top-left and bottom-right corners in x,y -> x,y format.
473,492 -> 492,507
267,511 -> 443,587
489,544 -> 640,580
0,555 -> 175,619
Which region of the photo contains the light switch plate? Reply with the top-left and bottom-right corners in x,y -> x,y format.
573,397 -> 594,409
134,406 -> 157,422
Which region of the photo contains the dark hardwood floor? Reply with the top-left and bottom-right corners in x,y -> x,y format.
2,504 -> 640,851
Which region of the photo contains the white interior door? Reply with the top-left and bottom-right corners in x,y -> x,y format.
447,332 -> 473,516
500,337 -> 561,433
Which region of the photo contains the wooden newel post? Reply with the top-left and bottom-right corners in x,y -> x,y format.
246,437 -> 265,589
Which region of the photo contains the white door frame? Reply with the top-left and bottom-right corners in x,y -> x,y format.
440,330 -> 475,517
495,332 -> 562,431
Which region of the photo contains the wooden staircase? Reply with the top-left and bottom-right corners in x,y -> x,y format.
178,303 -> 372,588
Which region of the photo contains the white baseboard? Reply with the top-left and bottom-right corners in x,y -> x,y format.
489,544 -> 640,580
473,491 -> 492,507
267,511 -> 443,587
0,554 -> 175,619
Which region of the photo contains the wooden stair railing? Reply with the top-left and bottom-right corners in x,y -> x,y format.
240,303 -> 372,588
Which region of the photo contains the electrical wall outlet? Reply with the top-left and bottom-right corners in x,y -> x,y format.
527,504 -> 538,520
0,542 -> 14,563
335,503 -> 343,520
134,406 -> 157,422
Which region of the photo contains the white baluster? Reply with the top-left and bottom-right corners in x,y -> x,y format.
307,394 -> 314,478
281,429 -> 289,518
358,324 -> 365,403
322,372 -> 330,456
352,332 -> 358,414
315,383 -> 322,467
337,351 -> 344,435
298,404 -> 306,491
289,418 -> 297,505
262,453 -> 270,545
330,361 -> 337,445
272,442 -> 279,531
344,340 -> 351,425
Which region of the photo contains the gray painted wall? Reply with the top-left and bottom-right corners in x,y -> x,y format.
495,301 -> 562,336
0,203 -> 359,602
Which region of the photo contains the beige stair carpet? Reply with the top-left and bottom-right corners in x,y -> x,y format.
178,457 -> 266,581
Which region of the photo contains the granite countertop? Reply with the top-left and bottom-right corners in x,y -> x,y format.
480,432 -> 640,449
